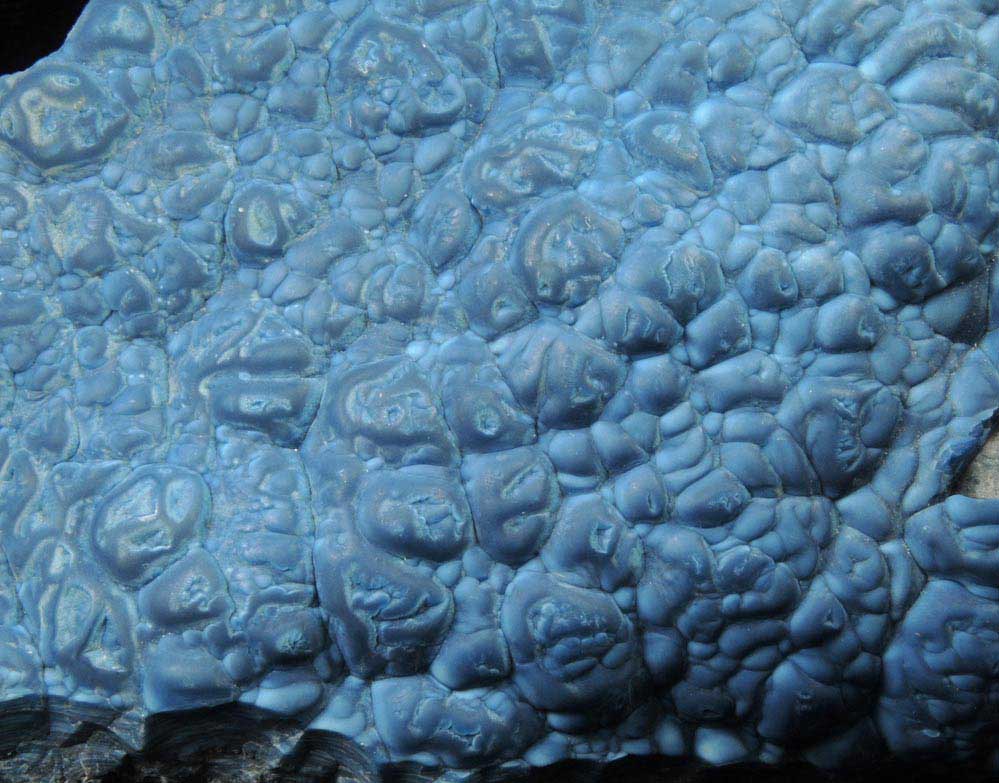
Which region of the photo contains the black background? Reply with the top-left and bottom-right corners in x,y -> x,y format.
0,0 -> 89,75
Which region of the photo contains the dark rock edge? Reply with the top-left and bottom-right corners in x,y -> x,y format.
1,695 -> 997,783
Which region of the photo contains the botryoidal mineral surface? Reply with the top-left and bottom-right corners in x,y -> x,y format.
3,0 -> 999,780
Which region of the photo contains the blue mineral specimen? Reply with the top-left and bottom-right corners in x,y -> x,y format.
2,0 -> 999,779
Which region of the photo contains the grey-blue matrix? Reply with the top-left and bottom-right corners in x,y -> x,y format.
0,0 -> 997,779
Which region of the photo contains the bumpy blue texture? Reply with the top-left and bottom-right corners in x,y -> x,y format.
4,0 -> 999,778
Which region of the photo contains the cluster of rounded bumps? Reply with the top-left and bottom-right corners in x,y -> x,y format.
3,0 -> 999,778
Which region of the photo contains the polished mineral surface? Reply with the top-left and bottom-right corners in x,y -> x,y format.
3,0 -> 999,779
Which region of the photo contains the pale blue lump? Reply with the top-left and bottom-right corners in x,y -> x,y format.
1,0 -> 999,778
